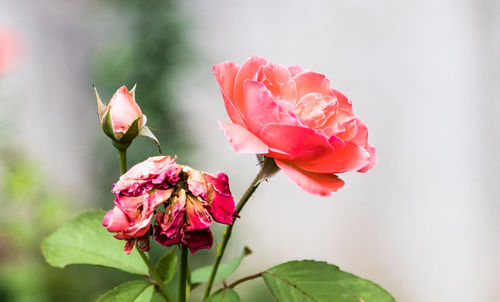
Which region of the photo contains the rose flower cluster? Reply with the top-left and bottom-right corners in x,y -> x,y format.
213,57 -> 376,196
103,156 -> 235,254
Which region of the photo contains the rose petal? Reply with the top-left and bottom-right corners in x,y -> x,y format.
204,172 -> 235,225
185,194 -> 212,231
259,123 -> 334,161
288,65 -> 304,77
153,225 -> 181,247
213,61 -> 240,102
123,239 -> 137,254
243,80 -> 282,134
294,141 -> 370,173
218,120 -> 269,154
358,144 -> 377,173
182,228 -> 213,253
275,159 -> 345,197
103,207 -> 130,232
108,86 -> 144,134
293,71 -> 332,100
332,89 -> 353,112
233,56 -> 268,112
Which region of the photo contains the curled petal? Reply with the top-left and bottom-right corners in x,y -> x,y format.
294,142 -> 370,173
358,144 -> 377,173
103,207 -> 130,233
182,228 -> 213,253
260,123 -> 334,162
204,172 -> 235,225
293,71 -> 332,100
153,225 -> 181,247
123,239 -> 137,255
275,159 -> 345,197
187,168 -> 208,198
233,56 -> 268,112
185,194 -> 212,231
243,80 -> 282,134
218,120 -> 269,154
213,62 -> 244,125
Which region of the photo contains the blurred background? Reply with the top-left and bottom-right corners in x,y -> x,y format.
1,0 -> 499,301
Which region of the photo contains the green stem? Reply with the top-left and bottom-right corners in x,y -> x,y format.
178,245 -> 189,302
203,167 -> 265,299
228,272 -> 263,289
118,149 -> 128,175
138,250 -> 173,302
116,148 -> 172,302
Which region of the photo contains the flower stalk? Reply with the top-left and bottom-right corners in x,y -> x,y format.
203,166 -> 266,298
117,149 -> 172,302
178,245 -> 189,302
138,249 -> 173,302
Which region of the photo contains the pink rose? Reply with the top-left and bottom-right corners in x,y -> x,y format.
0,26 -> 22,75
103,156 -> 235,254
213,57 -> 376,196
105,86 -> 146,136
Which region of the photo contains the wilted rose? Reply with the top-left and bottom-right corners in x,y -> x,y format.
213,57 -> 376,196
103,156 -> 235,254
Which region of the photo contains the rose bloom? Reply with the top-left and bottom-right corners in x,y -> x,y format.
103,156 -> 235,254
213,57 -> 376,196
104,86 -> 146,141
0,26 -> 22,75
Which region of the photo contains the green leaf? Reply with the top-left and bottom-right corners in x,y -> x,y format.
262,260 -> 395,302
41,210 -> 149,275
155,249 -> 177,283
96,281 -> 154,302
191,246 -> 252,283
138,125 -> 162,153
204,288 -> 241,302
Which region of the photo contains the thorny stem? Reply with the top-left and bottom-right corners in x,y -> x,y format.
203,167 -> 266,299
117,148 -> 173,302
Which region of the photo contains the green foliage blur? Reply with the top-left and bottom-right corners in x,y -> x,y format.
1,1 -> 194,301
0,146 -> 139,302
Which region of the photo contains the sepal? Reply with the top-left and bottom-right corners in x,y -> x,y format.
139,125 -> 162,153
256,155 -> 280,184
93,84 -> 106,121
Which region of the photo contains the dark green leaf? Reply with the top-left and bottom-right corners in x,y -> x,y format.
96,281 -> 154,302
262,260 -> 395,302
191,246 -> 251,283
155,249 -> 177,283
41,210 -> 148,275
204,288 -> 241,302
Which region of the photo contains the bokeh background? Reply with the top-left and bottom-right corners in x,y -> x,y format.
1,0 -> 499,301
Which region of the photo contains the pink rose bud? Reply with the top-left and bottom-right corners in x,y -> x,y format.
213,57 -> 377,197
103,156 -> 235,254
94,85 -> 161,151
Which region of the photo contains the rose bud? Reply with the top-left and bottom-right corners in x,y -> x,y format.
213,57 -> 376,197
103,156 -> 235,254
94,85 -> 161,151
